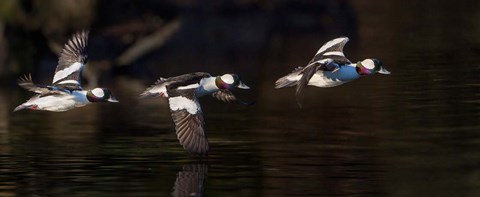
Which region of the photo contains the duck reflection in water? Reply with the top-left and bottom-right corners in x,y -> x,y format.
171,163 -> 208,197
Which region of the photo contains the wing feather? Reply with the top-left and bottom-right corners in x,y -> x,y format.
295,64 -> 320,108
52,30 -> 89,90
17,74 -> 69,96
17,74 -> 51,94
166,72 -> 211,90
310,37 -> 351,65
168,91 -> 209,155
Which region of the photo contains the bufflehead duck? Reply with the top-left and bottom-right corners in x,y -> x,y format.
275,37 -> 390,107
14,30 -> 118,112
140,72 -> 252,155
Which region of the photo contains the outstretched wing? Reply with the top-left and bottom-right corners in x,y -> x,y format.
168,90 -> 209,155
17,74 -> 69,95
295,64 -> 321,108
212,89 -> 254,105
18,74 -> 52,94
166,72 -> 211,90
309,37 -> 351,66
52,30 -> 89,90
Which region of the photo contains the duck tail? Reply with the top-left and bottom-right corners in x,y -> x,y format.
139,85 -> 167,99
13,104 -> 30,112
139,90 -> 161,99
275,75 -> 297,89
139,77 -> 169,99
275,66 -> 304,89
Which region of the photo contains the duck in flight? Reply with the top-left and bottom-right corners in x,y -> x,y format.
140,72 -> 252,155
14,30 -> 118,112
275,37 -> 390,108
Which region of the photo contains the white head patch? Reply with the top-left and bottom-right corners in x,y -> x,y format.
169,96 -> 200,114
220,74 -> 234,84
92,88 -> 105,97
361,59 -> 376,69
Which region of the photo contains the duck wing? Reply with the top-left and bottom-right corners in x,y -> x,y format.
166,72 -> 211,90
18,74 -> 69,95
167,89 -> 209,155
51,30 -> 89,91
140,72 -> 211,99
295,63 -> 322,108
309,37 -> 351,66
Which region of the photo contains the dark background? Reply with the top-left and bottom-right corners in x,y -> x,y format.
1,0 -> 480,196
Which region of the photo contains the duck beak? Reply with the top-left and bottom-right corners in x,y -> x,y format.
108,96 -> 119,103
378,67 -> 391,75
237,81 -> 250,89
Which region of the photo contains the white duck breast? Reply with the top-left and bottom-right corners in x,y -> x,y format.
308,64 -> 360,87
28,91 -> 91,111
195,77 -> 219,97
72,90 -> 90,106
24,94 -> 77,112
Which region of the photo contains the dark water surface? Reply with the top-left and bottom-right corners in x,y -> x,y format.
2,1 -> 480,196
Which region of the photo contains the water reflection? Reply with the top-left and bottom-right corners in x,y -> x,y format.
172,163 -> 208,197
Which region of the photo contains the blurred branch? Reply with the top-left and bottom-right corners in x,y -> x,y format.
115,19 -> 181,66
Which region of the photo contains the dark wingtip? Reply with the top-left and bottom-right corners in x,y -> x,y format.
295,86 -> 305,109
17,73 -> 32,84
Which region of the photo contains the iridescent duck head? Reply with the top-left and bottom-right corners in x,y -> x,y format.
356,59 -> 390,75
215,74 -> 250,90
87,88 -> 119,103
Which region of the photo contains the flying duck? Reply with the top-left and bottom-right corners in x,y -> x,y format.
14,30 -> 118,112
